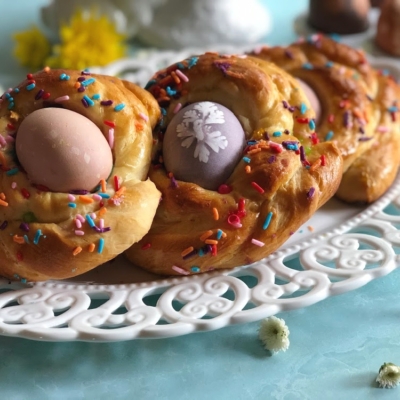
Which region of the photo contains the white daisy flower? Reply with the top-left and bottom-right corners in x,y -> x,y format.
258,316 -> 290,353
376,363 -> 400,389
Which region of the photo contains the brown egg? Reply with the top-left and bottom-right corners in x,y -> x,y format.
16,108 -> 113,192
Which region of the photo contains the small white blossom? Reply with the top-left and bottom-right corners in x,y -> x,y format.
376,363 -> 400,389
258,316 -> 290,353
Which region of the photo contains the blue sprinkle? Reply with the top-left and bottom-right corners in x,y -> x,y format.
328,33 -> 341,42
187,57 -> 198,68
309,119 -> 316,130
306,165 -> 310,169
114,103 -> 125,112
166,86 -> 177,96
388,106 -> 398,113
242,157 -> 251,163
273,131 -> 282,137
198,248 -> 205,257
13,274 -> 19,279
247,140 -> 257,145
216,230 -> 223,240
302,63 -> 314,70
33,229 -> 42,245
325,131 -> 334,141
59,73 -> 66,80
26,83 -> 35,91
263,212 -> 273,230
6,168 -> 19,176
92,94 -> 100,100
144,79 -> 156,90
83,95 -> 95,107
21,278 -> 27,284
286,144 -> 298,151
325,61 -> 334,68
98,193 -> 110,199
68,203 -> 77,208
81,78 -> 96,86
300,102 -> 307,115
161,108 -> 167,116
86,214 -> 95,228
7,102 -> 14,110
98,238 -> 105,254
13,88 -> 19,93
177,63 -> 185,69
23,235 -> 30,244
5,93 -> 11,99
381,69 -> 389,77
191,266 -> 200,273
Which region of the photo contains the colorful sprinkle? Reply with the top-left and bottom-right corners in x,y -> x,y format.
251,238 -> 265,247
86,214 -> 95,228
325,131 -> 334,141
92,94 -> 100,100
212,207 -> 219,221
0,221 -> 8,230
26,83 -> 35,91
216,230 -> 224,240
6,168 -> 19,176
108,128 -> 114,149
21,188 -> 30,199
88,243 -> 95,253
100,100 -> 113,106
68,203 -> 77,208
218,184 -> 232,194
181,246 -> 195,257
173,103 -> 182,114
114,103 -> 125,112
273,131 -> 282,137
263,212 -> 273,230
242,156 -> 251,163
300,102 -> 307,115
309,119 -> 316,130
81,78 -> 95,87
191,266 -> 200,273
83,95 -> 94,107
251,182 -> 265,194
172,265 -> 190,275
55,95 -> 70,103
33,229 -> 42,245
307,187 -> 315,200
98,238 -> 105,254
227,214 -> 242,228
73,246 -> 83,256
141,243 -> 151,250
75,230 -> 85,236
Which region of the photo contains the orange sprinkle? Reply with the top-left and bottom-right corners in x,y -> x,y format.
0,199 -> 8,207
307,226 -> 314,232
200,230 -> 213,241
226,70 -> 244,79
181,246 -> 194,257
135,122 -> 144,131
245,165 -> 251,174
98,207 -> 107,216
205,239 -> 218,245
100,179 -> 106,193
170,71 -> 181,85
221,232 -> 227,238
352,109 -> 363,119
247,148 -> 262,155
13,235 -> 25,244
74,82 -> 81,89
157,96 -> 170,103
310,159 -> 322,172
79,195 -> 94,204
0,192 -> 5,200
212,207 -> 219,221
0,152 -> 7,168
73,246 -> 83,256
88,243 -> 96,253
158,75 -> 173,86
43,66 -> 50,73
115,186 -> 126,198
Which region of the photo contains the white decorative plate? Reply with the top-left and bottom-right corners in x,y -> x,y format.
1,49 -> 399,342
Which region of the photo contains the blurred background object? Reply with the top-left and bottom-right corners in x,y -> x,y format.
308,0 -> 371,34
375,0 -> 400,56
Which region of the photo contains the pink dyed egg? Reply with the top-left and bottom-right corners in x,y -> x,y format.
297,79 -> 321,123
16,108 -> 113,192
163,102 -> 245,190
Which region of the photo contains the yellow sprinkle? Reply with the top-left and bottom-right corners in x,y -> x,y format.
88,243 -> 96,253
73,246 -> 83,256
205,239 -> 218,245
212,207 -> 219,221
181,246 -> 194,257
200,230 -> 213,241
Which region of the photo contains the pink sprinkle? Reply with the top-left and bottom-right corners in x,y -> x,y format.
5,135 -> 15,143
108,128 -> 114,149
91,213 -> 96,220
251,238 -> 265,247
0,136 -> 6,147
11,182 -> 17,189
173,103 -> 182,114
99,219 -> 104,229
175,69 -> 189,82
68,194 -> 76,201
6,88 -> 12,93
172,265 -> 190,275
227,214 -> 242,228
75,230 -> 85,236
75,219 -> 82,229
139,112 -> 149,122
377,125 -> 389,133
76,214 -> 85,223
93,194 -> 102,201
55,95 -> 70,103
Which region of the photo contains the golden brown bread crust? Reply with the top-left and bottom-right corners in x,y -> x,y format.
251,35 -> 400,203
125,53 -> 343,276
0,69 -> 161,281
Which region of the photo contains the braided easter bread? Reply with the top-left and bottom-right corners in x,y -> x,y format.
125,53 -> 343,276
251,35 -> 400,203
0,69 -> 161,281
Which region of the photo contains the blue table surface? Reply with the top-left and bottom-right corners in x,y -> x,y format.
1,1 -> 400,399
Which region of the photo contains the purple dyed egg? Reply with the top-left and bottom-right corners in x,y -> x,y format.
163,102 -> 246,190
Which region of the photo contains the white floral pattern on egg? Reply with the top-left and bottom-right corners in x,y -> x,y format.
163,102 -> 246,190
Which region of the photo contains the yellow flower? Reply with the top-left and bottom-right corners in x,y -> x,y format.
46,9 -> 126,70
13,26 -> 51,70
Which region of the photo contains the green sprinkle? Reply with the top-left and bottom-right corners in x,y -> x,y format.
22,212 -> 37,223
263,212 -> 273,230
114,103 -> 125,112
98,238 -> 105,254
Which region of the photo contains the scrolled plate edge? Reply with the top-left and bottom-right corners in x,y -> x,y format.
1,49 -> 400,342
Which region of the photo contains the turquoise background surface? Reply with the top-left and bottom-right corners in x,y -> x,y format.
1,0 -> 400,399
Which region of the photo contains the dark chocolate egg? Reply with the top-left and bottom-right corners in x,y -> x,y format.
163,102 -> 245,190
